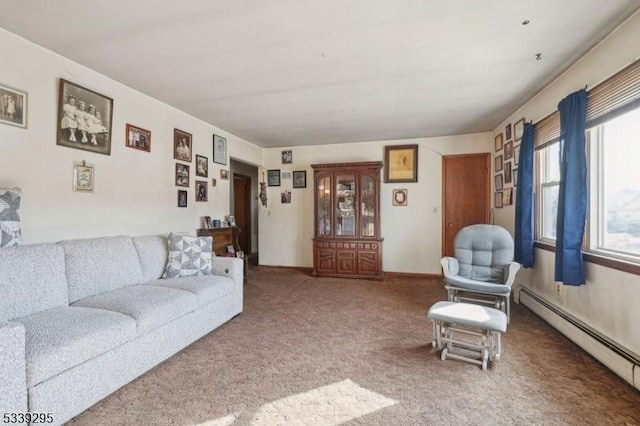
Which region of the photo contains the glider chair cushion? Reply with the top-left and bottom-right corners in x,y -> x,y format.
440,224 -> 520,321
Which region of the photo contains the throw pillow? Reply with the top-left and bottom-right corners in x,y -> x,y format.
0,187 -> 22,248
162,233 -> 213,278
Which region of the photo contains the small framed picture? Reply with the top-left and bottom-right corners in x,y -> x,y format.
503,187 -> 513,205
282,150 -> 293,164
494,174 -> 503,191
0,83 -> 27,128
268,169 -> 281,186
196,155 -> 208,177
125,124 -> 151,152
392,189 -> 408,206
204,216 -> 213,228
195,180 -> 208,202
226,244 -> 236,255
211,178 -> 217,187
384,144 -> 418,183
174,128 -> 192,162
213,134 -> 227,165
57,79 -> 113,155
504,161 -> 512,184
282,172 -> 292,179
494,192 -> 503,208
514,145 -> 520,166
495,155 -> 503,172
504,141 -> 513,160
505,123 -> 512,141
177,190 -> 188,207
227,215 -> 236,226
175,163 -> 190,187
494,133 -> 503,151
293,170 -> 307,188
220,169 -> 229,180
514,118 -> 525,141
73,161 -> 94,193
281,190 -> 291,204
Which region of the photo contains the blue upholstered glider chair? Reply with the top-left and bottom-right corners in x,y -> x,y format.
440,224 -> 521,322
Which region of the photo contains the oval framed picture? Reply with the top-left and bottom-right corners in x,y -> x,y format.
392,188 -> 408,206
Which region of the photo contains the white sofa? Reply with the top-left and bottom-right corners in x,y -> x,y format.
0,235 -> 243,425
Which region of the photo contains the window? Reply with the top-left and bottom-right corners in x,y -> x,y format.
536,142 -> 560,242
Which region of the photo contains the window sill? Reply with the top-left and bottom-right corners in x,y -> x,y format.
533,241 -> 640,276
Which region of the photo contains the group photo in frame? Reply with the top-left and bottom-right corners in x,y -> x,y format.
213,134 -> 227,165
174,128 -> 192,162
57,79 -> 113,155
282,150 -> 293,164
292,170 -> 307,188
175,163 -> 190,187
268,169 -> 281,186
125,124 -> 151,152
0,83 -> 27,128
384,144 -> 418,183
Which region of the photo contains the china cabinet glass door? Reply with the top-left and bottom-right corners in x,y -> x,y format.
317,175 -> 332,236
335,174 -> 356,236
360,174 -> 376,237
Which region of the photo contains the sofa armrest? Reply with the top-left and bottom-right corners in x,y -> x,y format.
0,321 -> 27,415
211,256 -> 244,314
440,257 -> 459,277
503,262 -> 521,287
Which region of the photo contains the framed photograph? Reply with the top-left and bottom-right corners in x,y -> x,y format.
175,163 -> 190,187
281,190 -> 292,204
213,134 -> 227,165
227,215 -> 236,226
514,145 -> 520,166
125,124 -> 151,152
220,169 -> 229,180
504,162 -> 512,184
0,83 -> 27,128
196,155 -> 208,177
494,192 -> 503,208
211,178 -> 217,187
57,79 -> 113,155
177,190 -> 188,208
503,187 -> 513,205
195,180 -> 208,202
392,188 -> 408,206
514,168 -> 519,187
72,161 -> 94,193
384,144 -> 418,183
204,216 -> 213,228
282,150 -> 293,164
174,129 -> 192,162
293,170 -> 307,188
282,172 -> 292,179
494,133 -> 503,151
226,244 -> 236,255
505,123 -> 512,141
494,174 -> 503,191
495,155 -> 503,172
504,141 -> 513,160
514,118 -> 525,141
268,169 -> 281,186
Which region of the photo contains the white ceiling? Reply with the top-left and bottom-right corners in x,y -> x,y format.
1,1 -> 638,147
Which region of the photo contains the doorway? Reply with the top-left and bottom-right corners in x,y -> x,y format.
442,153 -> 491,257
233,173 -> 251,254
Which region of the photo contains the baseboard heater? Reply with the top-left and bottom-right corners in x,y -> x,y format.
519,288 -> 640,391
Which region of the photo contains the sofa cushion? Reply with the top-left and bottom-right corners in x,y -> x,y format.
0,243 -> 69,322
162,233 -> 213,279
148,275 -> 234,308
132,235 -> 168,282
59,236 -> 145,303
15,306 -> 136,387
0,187 -> 22,248
72,285 -> 196,334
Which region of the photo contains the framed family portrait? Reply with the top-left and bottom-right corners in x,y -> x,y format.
196,155 -> 208,177
177,190 -> 188,208
292,170 -> 307,188
0,83 -> 27,128
57,79 -> 113,155
174,129 -> 192,162
384,144 -> 418,183
175,163 -> 190,187
72,161 -> 94,193
213,134 -> 227,165
195,180 -> 208,202
125,124 -> 151,152
268,169 -> 281,186
282,150 -> 293,164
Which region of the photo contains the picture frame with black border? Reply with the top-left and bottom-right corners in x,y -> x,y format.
268,169 -> 281,186
292,170 -> 307,188
504,161 -> 512,184
505,123 -> 512,141
281,150 -> 293,164
384,144 -> 418,183
504,141 -> 513,160
495,155 -> 503,172
175,163 -> 190,187
196,154 -> 208,177
173,128 -> 192,162
495,174 -> 503,191
0,83 -> 27,128
178,190 -> 188,207
195,180 -> 208,202
213,134 -> 227,165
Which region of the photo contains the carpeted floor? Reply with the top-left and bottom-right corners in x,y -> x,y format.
70,267 -> 640,425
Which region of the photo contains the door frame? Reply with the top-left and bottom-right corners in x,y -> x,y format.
441,153 -> 491,257
233,173 -> 252,254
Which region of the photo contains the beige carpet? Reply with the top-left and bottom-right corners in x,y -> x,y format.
69,267 -> 640,425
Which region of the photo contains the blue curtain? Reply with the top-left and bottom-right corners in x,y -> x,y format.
514,122 -> 534,267
555,89 -> 588,285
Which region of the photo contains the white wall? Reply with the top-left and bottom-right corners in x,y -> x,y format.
258,133 -> 492,274
0,28 -> 262,243
491,11 -> 640,355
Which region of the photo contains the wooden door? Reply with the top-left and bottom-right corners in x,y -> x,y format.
442,154 -> 490,257
233,174 -> 251,253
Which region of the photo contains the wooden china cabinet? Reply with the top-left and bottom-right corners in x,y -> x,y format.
311,161 -> 384,280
